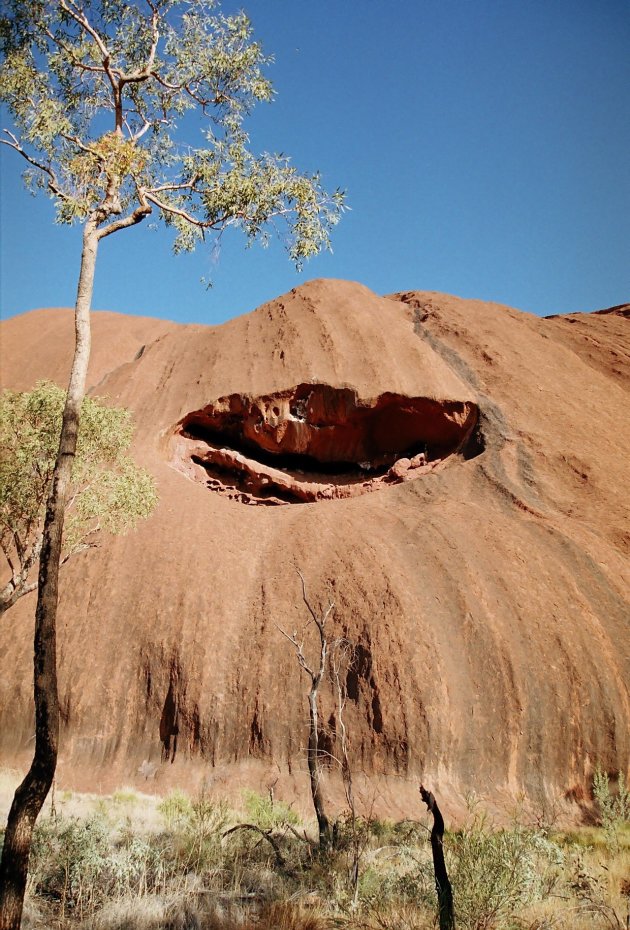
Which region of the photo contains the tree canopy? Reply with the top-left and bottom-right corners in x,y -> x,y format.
0,381 -> 157,614
0,0 -> 345,260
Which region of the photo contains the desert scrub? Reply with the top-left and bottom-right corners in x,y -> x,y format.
157,790 -> 194,830
242,789 -> 300,831
157,789 -> 232,876
111,789 -> 139,807
345,819 -> 564,929
30,813 -> 111,920
593,767 -> 630,853
444,821 -> 564,930
29,809 -> 180,920
357,853 -> 432,908
10,786 -> 630,930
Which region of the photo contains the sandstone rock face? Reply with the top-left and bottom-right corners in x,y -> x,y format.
0,280 -> 628,817
170,385 -> 478,504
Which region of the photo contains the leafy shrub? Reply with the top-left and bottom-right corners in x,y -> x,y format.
158,790 -> 193,829
177,797 -> 231,873
447,824 -> 563,930
593,767 -> 630,853
156,790 -> 232,874
31,813 -> 110,918
112,789 -> 139,806
242,789 -> 299,830
31,811 -> 172,916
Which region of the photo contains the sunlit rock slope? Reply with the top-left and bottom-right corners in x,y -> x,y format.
0,281 -> 628,817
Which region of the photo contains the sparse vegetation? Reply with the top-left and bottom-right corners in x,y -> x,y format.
593,768 -> 630,854
2,774 -> 629,930
241,789 -> 300,832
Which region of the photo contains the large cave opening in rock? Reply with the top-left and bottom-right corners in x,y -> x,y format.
169,383 -> 480,505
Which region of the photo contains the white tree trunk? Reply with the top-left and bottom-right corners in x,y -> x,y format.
0,221 -> 99,930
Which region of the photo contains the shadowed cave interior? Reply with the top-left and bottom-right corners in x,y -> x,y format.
170,383 -> 482,505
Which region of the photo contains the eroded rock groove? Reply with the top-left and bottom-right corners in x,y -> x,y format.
169,383 -> 480,504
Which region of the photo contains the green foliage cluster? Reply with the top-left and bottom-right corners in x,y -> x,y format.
156,790 -> 193,830
29,810 -> 169,921
446,823 -> 563,930
0,0 -> 345,261
30,814 -> 112,918
351,821 -> 564,930
242,789 -> 299,831
0,380 -> 157,608
157,789 -> 230,873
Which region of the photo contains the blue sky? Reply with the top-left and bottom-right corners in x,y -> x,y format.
1,0 -> 629,325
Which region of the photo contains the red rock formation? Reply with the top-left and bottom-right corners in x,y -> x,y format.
169,385 -> 477,505
0,280 -> 628,818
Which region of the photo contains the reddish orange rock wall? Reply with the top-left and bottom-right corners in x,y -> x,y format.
0,281 -> 628,818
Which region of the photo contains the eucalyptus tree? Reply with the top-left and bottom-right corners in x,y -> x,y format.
0,381 -> 157,615
0,2 -> 344,925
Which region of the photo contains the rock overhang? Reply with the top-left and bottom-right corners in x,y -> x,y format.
169,381 -> 481,505
153,280 -> 484,504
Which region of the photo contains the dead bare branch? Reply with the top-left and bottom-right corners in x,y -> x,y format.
221,823 -> 289,872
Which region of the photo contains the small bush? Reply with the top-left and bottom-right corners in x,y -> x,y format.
593,768 -> 630,853
158,790 -> 193,829
447,823 -> 563,930
31,813 -> 111,918
242,789 -> 300,830
112,789 -> 139,806
155,790 -> 232,874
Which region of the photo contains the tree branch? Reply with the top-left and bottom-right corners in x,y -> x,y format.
298,568 -> 335,631
145,176 -> 201,194
96,202 -> 152,240
59,0 -> 114,69
419,785 -> 455,930
0,534 -> 42,616
58,0 -> 121,112
60,133 -> 106,160
12,530 -> 26,565
1,132 -> 68,200
60,542 -> 97,566
0,580 -> 37,616
149,70 -> 182,92
119,9 -> 160,84
221,823 -> 289,872
43,25 -> 108,76
2,544 -> 17,579
131,118 -> 151,142
143,190 -> 228,231
277,624 -> 315,679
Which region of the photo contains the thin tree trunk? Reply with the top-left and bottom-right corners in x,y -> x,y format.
0,223 -> 98,930
307,687 -> 330,849
278,574 -> 333,852
419,784 -> 455,930
333,646 -> 359,899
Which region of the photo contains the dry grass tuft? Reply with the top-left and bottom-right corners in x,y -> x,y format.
252,900 -> 334,930
80,895 -> 201,930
